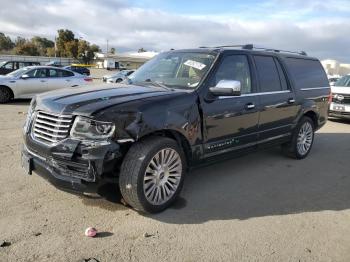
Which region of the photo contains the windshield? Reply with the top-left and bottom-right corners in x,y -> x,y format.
0,61 -> 7,68
128,51 -> 216,90
7,67 -> 32,77
335,75 -> 350,87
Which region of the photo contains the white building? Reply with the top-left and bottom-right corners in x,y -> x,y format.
95,51 -> 158,70
321,59 -> 350,76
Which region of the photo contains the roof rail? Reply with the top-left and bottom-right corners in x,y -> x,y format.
207,44 -> 307,56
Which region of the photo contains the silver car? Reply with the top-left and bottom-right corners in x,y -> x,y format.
102,70 -> 134,83
0,66 -> 93,103
329,74 -> 350,119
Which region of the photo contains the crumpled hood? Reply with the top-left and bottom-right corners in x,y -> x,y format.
331,86 -> 350,94
35,83 -> 184,116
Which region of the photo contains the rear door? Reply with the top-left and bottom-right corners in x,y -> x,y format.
201,53 -> 260,157
253,55 -> 297,143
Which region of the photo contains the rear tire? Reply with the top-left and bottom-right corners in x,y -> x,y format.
282,116 -> 315,159
0,87 -> 12,103
119,136 -> 186,213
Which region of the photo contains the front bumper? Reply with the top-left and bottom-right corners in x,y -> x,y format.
22,136 -> 122,194
329,102 -> 350,119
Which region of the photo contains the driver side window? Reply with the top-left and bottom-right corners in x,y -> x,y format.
212,55 -> 252,94
26,69 -> 47,78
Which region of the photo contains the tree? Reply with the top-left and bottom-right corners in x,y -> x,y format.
14,41 -> 40,56
31,36 -> 54,56
56,29 -> 75,57
64,40 -> 78,58
0,32 -> 14,51
110,47 -> 116,54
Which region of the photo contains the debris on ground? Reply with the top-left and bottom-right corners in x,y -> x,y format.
85,227 -> 97,237
143,233 -> 154,238
82,258 -> 100,262
306,248 -> 312,253
0,241 -> 11,247
34,232 -> 42,237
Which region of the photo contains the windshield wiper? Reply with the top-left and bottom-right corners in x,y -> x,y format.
142,79 -> 174,91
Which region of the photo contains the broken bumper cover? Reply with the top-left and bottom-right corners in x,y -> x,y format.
21,138 -> 122,193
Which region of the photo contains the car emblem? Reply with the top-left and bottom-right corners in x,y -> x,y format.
337,95 -> 344,101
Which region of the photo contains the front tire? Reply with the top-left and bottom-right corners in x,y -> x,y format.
119,136 -> 186,213
282,116 -> 315,159
0,87 -> 12,103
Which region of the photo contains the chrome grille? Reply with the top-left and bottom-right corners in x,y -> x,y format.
32,111 -> 74,143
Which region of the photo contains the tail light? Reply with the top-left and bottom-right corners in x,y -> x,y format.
84,78 -> 93,82
328,91 -> 332,104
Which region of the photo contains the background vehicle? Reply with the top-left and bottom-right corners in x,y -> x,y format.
45,61 -> 63,67
329,74 -> 350,119
0,61 -> 41,75
64,66 -> 90,76
22,45 -> 330,213
102,70 -> 134,83
328,75 -> 341,86
0,66 -> 93,103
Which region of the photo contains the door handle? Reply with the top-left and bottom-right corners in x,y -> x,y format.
245,103 -> 255,110
288,98 -> 295,104
66,79 -> 71,82
40,80 -> 46,82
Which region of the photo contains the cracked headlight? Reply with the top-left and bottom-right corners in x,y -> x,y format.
70,116 -> 115,140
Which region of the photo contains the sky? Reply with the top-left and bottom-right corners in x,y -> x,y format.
0,0 -> 349,61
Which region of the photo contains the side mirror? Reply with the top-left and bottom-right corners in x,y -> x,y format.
21,74 -> 30,79
209,80 -> 241,96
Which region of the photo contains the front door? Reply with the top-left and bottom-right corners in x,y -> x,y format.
201,53 -> 260,157
15,68 -> 48,97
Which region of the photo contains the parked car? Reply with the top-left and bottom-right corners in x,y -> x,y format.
329,74 -> 350,119
0,66 -> 93,103
64,66 -> 90,76
328,75 -> 341,86
45,61 -> 63,67
21,45 -> 330,213
0,61 -> 41,75
102,70 -> 134,83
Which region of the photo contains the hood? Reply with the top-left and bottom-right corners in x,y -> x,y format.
35,83 -> 185,116
331,86 -> 350,94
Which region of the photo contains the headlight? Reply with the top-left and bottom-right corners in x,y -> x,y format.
23,98 -> 36,133
70,116 -> 115,140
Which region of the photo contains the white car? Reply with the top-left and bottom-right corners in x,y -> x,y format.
102,70 -> 134,83
0,66 -> 93,103
329,74 -> 350,119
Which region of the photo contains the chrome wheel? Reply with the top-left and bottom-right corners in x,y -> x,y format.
143,148 -> 182,205
297,122 -> 313,155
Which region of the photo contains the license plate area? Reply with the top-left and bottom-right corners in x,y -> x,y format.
21,153 -> 32,175
333,105 -> 345,111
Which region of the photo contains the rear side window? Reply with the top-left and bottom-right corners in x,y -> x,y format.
284,58 -> 329,89
254,56 -> 286,92
61,70 -> 74,77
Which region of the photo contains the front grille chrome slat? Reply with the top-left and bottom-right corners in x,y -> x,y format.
32,111 -> 74,144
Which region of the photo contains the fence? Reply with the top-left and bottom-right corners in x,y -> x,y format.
0,55 -> 79,66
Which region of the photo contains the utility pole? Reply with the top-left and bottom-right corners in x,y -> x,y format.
106,39 -> 109,55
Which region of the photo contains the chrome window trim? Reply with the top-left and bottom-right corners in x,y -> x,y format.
300,87 -> 330,91
218,90 -> 291,99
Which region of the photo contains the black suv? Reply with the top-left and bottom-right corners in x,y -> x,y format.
22,45 -> 330,213
0,61 -> 41,75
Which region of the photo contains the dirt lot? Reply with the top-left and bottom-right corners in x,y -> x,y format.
0,100 -> 350,262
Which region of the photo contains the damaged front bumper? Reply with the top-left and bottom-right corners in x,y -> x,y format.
21,137 -> 122,194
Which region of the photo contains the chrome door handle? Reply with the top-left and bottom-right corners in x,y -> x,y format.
288,98 -> 295,104
246,103 -> 255,109
40,80 -> 46,82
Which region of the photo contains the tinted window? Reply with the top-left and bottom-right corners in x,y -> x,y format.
61,69 -> 74,77
27,69 -> 47,78
212,55 -> 252,94
4,62 -> 13,69
48,69 -> 58,77
254,56 -> 282,92
284,58 -> 329,89
275,59 -> 289,91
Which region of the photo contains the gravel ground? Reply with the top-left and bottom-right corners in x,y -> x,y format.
0,100 -> 350,262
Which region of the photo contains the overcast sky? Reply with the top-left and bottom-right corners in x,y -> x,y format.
0,0 -> 349,61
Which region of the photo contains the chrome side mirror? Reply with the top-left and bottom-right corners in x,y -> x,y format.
209,80 -> 241,96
